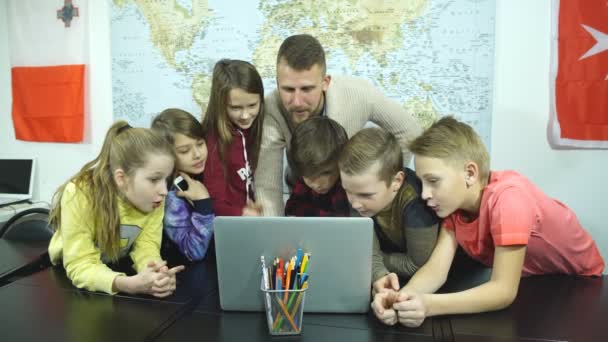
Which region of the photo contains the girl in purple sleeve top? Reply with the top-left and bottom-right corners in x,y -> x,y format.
152,108 -> 214,261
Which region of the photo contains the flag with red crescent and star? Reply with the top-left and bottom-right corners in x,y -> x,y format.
549,0 -> 608,149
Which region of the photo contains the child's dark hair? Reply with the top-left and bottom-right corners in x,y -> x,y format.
201,59 -> 264,171
151,108 -> 204,144
288,117 -> 348,179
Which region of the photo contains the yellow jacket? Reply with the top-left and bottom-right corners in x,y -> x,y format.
48,182 -> 164,294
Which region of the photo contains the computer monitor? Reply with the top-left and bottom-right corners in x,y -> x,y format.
0,158 -> 35,206
214,216 -> 373,313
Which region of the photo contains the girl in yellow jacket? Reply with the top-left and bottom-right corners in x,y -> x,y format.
48,121 -> 185,296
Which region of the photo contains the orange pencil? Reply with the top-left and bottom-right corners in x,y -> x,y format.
283,257 -> 294,303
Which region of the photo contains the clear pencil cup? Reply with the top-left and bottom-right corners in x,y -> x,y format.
260,276 -> 307,335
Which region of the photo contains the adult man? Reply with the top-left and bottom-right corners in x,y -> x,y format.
255,34 -> 422,216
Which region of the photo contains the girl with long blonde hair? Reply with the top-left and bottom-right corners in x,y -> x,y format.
49,121 -> 184,296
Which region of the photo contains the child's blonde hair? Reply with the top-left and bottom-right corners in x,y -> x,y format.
338,128 -> 403,186
49,121 -> 175,261
408,116 -> 490,181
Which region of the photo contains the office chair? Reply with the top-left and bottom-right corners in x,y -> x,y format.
0,208 -> 53,241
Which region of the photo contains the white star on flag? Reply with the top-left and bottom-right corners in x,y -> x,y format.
579,24 -> 608,60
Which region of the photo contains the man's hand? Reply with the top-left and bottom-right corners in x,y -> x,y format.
242,200 -> 263,216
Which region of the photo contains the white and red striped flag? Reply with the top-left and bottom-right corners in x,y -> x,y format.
7,0 -> 87,143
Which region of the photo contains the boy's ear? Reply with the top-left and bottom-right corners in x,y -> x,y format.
391,170 -> 405,192
113,168 -> 127,189
464,161 -> 479,185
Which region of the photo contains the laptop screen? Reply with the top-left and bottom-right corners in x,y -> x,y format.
0,159 -> 34,196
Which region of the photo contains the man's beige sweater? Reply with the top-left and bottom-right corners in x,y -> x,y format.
255,75 -> 423,216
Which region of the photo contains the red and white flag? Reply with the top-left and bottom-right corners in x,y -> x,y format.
549,0 -> 608,149
7,0 -> 87,143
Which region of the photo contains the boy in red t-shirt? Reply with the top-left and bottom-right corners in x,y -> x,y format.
371,116 -> 605,327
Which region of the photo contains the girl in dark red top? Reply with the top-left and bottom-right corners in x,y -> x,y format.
201,59 -> 264,216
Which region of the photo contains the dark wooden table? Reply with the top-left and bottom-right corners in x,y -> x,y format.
2,241 -> 606,342
0,239 -> 48,284
7,255 -> 438,341
449,275 -> 607,342
0,281 -> 186,342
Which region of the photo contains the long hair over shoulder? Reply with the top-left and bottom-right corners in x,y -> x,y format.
49,121 -> 174,261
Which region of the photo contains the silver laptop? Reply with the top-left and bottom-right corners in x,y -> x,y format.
0,159 -> 35,207
214,216 -> 373,313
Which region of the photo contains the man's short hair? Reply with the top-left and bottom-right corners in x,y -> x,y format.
288,117 -> 347,178
408,116 -> 490,180
339,128 -> 403,185
277,34 -> 326,74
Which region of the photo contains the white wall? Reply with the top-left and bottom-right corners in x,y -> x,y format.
1,1 -> 606,263
492,0 -> 608,264
0,0 -> 113,203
